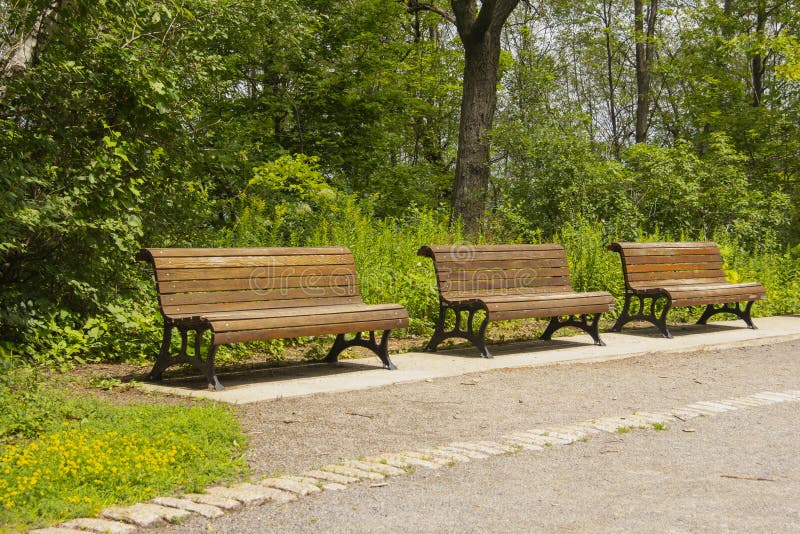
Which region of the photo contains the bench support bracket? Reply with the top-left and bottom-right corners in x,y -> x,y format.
147,323 -> 224,391
541,313 -> 605,346
325,330 -> 397,370
424,304 -> 491,358
611,292 -> 673,338
696,301 -> 757,329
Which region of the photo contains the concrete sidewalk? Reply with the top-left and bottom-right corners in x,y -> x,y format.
139,315 -> 800,404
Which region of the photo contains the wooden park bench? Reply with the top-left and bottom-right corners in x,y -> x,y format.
418,244 -> 615,357
607,241 -> 766,338
137,247 -> 409,390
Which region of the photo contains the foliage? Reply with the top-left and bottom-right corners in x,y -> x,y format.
0,369 -> 247,530
1,0 -> 800,365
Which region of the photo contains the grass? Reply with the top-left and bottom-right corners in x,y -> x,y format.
0,369 -> 247,532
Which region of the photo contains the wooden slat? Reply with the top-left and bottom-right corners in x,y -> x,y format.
491,303 -> 613,322
620,246 -> 719,257
153,254 -> 355,270
143,247 -> 349,257
629,278 -> 729,290
202,303 -> 401,321
158,274 -> 356,295
423,244 -> 563,254
163,296 -> 364,318
161,286 -> 359,307
212,317 -> 409,345
441,266 -> 570,281
429,249 -> 567,263
622,254 -> 722,266
610,241 -> 717,250
442,276 -> 570,295
483,292 -> 615,312
624,261 -> 722,273
210,307 -> 407,333
628,271 -> 725,286
156,264 -> 357,282
436,258 -> 567,272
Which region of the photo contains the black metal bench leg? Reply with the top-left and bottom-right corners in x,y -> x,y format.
473,314 -> 492,358
424,305 -> 449,353
610,293 -> 633,332
610,293 -> 672,338
202,345 -> 223,391
146,324 -> 225,391
741,301 -> 757,329
653,300 -> 672,338
147,323 -> 174,381
696,301 -> 757,329
325,331 -> 397,370
541,314 -> 606,346
423,304 -> 492,358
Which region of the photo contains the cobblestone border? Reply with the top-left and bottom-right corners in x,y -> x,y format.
29,389 -> 800,533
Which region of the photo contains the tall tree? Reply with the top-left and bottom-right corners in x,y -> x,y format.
405,0 -> 519,234
634,0 -> 658,143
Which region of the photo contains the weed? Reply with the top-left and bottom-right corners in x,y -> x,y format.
652,423 -> 668,431
615,427 -> 631,434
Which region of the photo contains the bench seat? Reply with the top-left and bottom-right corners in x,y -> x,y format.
608,241 -> 766,337
419,244 -> 615,357
138,247 -> 409,390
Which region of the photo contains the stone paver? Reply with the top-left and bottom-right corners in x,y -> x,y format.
60,517 -> 137,534
259,477 -> 321,496
303,469 -> 359,484
205,483 -> 296,506
183,493 -> 242,511
101,503 -> 190,528
400,450 -> 453,466
435,445 -> 490,459
28,529 -> 88,534
416,447 -> 473,463
152,497 -> 225,519
384,453 -> 443,469
320,464 -> 385,481
446,442 -> 507,456
343,460 -> 406,477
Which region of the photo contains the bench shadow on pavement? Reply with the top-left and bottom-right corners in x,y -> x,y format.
604,322 -> 744,339
430,337 -> 592,358
137,352 -> 392,391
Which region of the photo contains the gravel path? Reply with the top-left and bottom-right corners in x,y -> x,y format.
238,339 -> 799,477
147,339 -> 800,533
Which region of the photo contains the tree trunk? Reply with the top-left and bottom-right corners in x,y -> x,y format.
752,2 -> 766,107
601,0 -> 620,157
634,0 -> 658,144
450,0 -> 519,235
452,29 -> 501,234
0,0 -> 64,98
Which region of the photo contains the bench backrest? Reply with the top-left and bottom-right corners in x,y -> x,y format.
608,241 -> 726,291
137,247 -> 361,320
418,244 -> 573,300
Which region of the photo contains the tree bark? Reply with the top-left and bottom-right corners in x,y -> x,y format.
450,0 -> 519,234
0,0 -> 64,98
634,0 -> 658,144
751,2 -> 766,107
405,0 -> 519,235
601,0 -> 620,157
